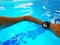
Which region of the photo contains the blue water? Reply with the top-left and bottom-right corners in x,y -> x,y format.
0,0 -> 60,45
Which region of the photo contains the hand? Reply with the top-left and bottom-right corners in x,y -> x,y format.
50,24 -> 60,37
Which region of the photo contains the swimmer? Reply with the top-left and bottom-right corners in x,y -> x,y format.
0,15 -> 60,37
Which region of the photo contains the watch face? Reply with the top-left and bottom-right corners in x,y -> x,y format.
42,23 -> 47,28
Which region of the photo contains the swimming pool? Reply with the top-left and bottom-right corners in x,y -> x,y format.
0,0 -> 60,45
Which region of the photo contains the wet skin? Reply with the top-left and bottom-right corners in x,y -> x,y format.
0,15 -> 60,37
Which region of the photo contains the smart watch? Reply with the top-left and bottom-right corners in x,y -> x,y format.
42,22 -> 50,29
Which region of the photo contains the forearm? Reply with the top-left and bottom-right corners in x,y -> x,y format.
13,15 -> 44,25
0,15 -> 44,29
23,15 -> 44,25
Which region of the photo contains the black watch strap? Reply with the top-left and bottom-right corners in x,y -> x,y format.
42,22 -> 50,29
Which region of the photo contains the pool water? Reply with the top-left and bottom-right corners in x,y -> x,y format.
0,0 -> 60,45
